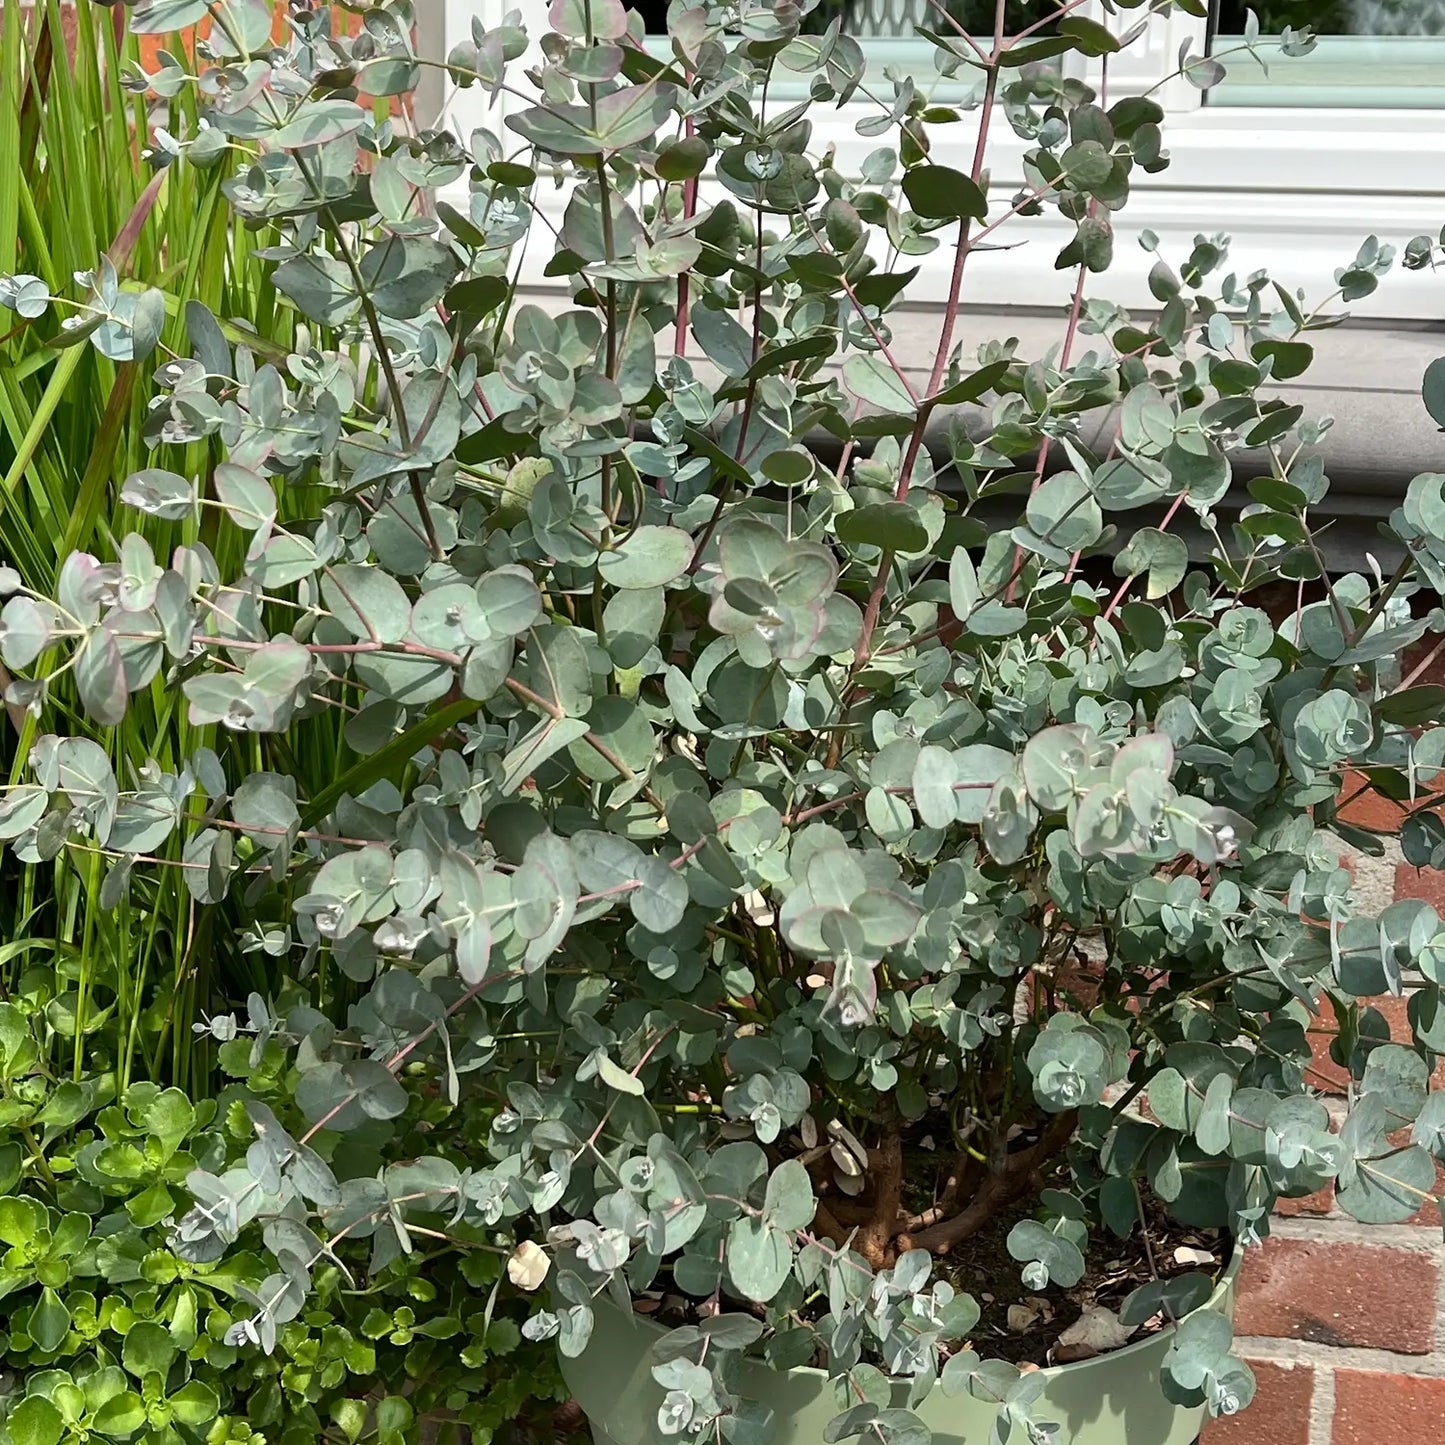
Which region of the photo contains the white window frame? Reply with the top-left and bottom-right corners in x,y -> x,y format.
425,0 -> 1445,319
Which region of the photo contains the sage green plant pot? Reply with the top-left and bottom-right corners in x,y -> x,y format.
559,1246 -> 1242,1445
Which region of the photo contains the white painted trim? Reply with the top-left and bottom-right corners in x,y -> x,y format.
436,0 -> 550,126
495,175 -> 1444,318
1076,1 -> 1207,113
420,3 -> 1445,319
796,102 -> 1445,196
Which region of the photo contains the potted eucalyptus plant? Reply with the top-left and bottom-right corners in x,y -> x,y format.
3,0 -> 1445,1442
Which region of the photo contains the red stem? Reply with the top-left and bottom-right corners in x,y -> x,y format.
924,0 -> 1008,400
1100,487 -> 1191,621
675,114 -> 698,359
1003,54 -> 1109,602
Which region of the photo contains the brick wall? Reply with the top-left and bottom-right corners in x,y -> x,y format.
1206,804 -> 1445,1445
20,2 -> 376,71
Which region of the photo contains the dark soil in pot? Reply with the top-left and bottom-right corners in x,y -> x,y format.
634,1164 -> 1226,1372
926,1190 -> 1226,1365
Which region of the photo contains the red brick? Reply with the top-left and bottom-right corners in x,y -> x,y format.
1333,1370 -> 1445,1442
1337,769 -> 1412,832
1307,1023 -> 1350,1094
1202,1361 -> 1313,1445
1275,1183 -> 1334,1218
1382,1127 -> 1445,1229
1401,630 -> 1445,690
1395,862 -> 1445,914
1297,998 -> 1445,1226
23,0 -> 125,65
128,4 -> 374,71
32,1 -> 393,97
1408,1181 -> 1445,1227
1306,995 -> 1410,1094
1233,1237 -> 1437,1353
1303,993 -> 1445,1096
1030,955 -> 1102,1012
1409,1195 -> 1445,1228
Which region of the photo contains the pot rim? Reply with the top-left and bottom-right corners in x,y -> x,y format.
587,1235 -> 1244,1386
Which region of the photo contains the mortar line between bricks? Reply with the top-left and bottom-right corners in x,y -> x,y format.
1433,1227 -> 1445,1353
1235,1335 -> 1445,1375
1267,1216 -> 1444,1251
1307,1364 -> 1335,1445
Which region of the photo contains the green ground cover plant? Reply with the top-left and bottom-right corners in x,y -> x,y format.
0,983 -> 563,1445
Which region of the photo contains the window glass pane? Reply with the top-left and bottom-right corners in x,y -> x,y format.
633,1 -> 1058,103
627,0 -> 670,31
628,0 -> 1054,40
1218,0 -> 1445,33
801,0 -> 1054,37
1212,0 -> 1445,106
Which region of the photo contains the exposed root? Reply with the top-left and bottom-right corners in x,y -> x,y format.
908,1148 -> 985,1229
910,1111 -> 1078,1255
813,1199 -> 851,1249
855,1133 -> 904,1269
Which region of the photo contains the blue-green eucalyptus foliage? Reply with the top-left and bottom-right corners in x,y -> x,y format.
3,0 -> 1445,1441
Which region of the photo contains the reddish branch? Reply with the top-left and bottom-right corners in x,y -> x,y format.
854,1134 -> 906,1269
910,1111 -> 1079,1255
813,1199 -> 851,1250
810,1112 -> 1079,1262
924,0 -> 1009,399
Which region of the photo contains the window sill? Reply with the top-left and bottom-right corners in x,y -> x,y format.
497,293 -> 1439,566
430,3 -> 1445,318
843,308 -> 1439,569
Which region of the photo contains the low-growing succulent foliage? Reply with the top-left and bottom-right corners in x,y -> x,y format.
4,0 -> 1445,1442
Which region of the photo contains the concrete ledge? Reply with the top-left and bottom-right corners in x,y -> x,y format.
890,306 -> 1445,499
512,289 -> 1445,568
855,307 -> 1445,570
